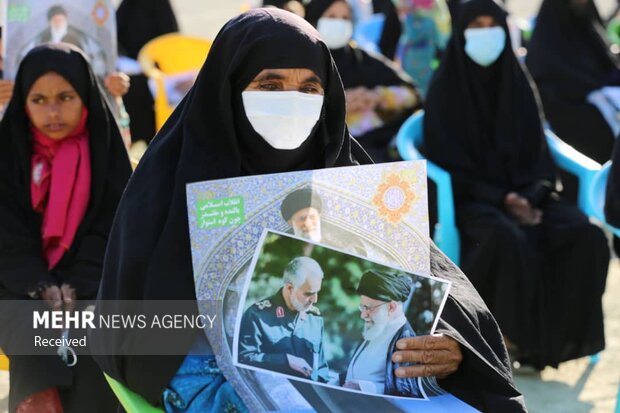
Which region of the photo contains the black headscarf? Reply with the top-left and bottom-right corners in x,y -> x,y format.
116,0 -> 179,59
92,7 -> 370,403
527,0 -> 620,101
263,0 -> 289,8
304,0 -> 334,27
0,43 -> 131,298
93,9 -> 524,412
422,0 -> 555,206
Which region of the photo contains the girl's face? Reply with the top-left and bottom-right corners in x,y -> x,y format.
26,71 -> 84,140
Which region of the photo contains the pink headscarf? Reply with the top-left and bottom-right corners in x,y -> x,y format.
30,108 -> 91,269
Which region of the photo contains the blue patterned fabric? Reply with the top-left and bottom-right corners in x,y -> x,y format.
163,355 -> 248,413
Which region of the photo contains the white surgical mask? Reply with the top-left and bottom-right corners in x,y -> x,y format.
242,91 -> 324,150
317,17 -> 353,49
464,26 -> 506,67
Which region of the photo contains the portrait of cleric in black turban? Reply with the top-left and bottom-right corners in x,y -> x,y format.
12,4 -> 112,79
280,187 -> 368,256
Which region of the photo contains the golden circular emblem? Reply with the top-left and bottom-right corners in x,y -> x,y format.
91,1 -> 109,27
372,174 -> 415,224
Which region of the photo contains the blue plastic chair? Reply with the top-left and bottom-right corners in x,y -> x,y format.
396,110 -> 620,262
395,111 -> 460,264
545,131 -> 620,237
352,13 -> 385,54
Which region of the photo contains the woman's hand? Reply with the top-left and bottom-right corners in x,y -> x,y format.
104,72 -> 130,97
345,87 -> 380,113
60,283 -> 76,312
40,285 -> 63,310
39,283 -> 76,311
391,334 -> 463,379
504,192 -> 543,226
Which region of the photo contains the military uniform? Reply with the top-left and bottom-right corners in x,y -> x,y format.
238,289 -> 330,382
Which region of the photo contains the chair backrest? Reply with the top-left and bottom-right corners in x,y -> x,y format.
137,33 -> 212,131
588,163 -> 620,237
395,110 -> 426,161
396,110 -> 461,264
0,352 -> 8,371
138,33 -> 212,77
353,13 -> 385,54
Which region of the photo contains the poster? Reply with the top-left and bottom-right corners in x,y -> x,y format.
2,0 -> 116,79
187,161 -> 479,412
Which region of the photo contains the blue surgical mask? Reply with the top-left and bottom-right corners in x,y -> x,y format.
464,26 -> 506,67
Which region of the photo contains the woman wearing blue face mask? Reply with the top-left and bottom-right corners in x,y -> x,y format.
305,0 -> 422,162
422,0 -> 609,371
91,8 -> 527,412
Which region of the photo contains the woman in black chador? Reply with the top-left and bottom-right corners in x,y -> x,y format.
92,8 -> 526,412
0,44 -> 131,412
422,0 -> 610,370
527,0 -> 620,166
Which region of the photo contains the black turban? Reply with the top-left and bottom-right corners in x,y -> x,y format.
357,270 -> 412,302
280,187 -> 323,221
47,5 -> 67,20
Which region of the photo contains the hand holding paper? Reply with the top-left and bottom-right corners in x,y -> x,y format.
287,354 -> 313,378
392,334 -> 462,379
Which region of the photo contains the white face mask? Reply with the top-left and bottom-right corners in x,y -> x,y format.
242,91 -> 324,150
317,17 -> 353,49
464,26 -> 506,67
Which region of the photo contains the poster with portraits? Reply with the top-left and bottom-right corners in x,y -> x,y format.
2,0 -> 116,80
187,161 -> 479,412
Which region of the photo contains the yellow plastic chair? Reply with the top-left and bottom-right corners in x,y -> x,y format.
0,350 -> 8,371
104,373 -> 164,413
138,33 -> 212,131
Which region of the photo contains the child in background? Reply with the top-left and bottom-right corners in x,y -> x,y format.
0,43 -> 131,413
394,0 -> 451,96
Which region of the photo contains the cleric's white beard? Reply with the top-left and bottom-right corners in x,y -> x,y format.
293,220 -> 322,243
51,22 -> 68,43
362,305 -> 389,341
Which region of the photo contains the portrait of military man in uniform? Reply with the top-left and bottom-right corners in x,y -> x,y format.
237,256 -> 331,382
